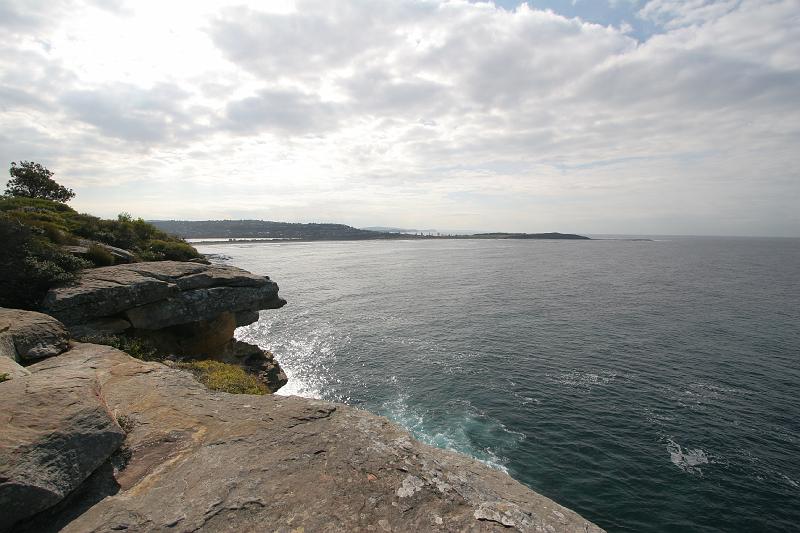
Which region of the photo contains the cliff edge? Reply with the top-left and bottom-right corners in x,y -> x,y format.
2,337 -> 604,532
39,261 -> 287,391
0,259 -> 606,532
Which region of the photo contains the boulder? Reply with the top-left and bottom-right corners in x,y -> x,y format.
0,308 -> 70,363
0,344 -> 126,531
15,345 -> 603,533
62,239 -> 137,264
219,339 -> 288,392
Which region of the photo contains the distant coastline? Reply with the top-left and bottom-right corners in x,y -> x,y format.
150,219 -> 591,242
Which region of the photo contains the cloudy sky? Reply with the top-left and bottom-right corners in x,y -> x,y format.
1,0 -> 798,236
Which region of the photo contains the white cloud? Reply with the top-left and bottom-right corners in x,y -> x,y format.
638,0 -> 741,28
0,0 -> 798,236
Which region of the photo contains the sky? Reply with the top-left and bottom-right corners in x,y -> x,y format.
0,0 -> 798,236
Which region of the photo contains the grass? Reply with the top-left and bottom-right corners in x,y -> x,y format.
0,373 -> 9,383
176,360 -> 269,395
86,243 -> 115,266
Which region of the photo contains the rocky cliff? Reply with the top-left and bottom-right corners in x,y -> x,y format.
38,261 -> 287,391
1,322 -> 604,532
0,262 -> 606,532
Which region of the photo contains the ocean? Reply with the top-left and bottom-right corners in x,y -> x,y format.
196,237 -> 800,532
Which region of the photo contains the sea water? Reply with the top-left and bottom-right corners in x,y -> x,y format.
196,237 -> 800,532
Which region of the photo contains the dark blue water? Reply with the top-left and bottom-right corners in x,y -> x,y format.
197,238 -> 800,532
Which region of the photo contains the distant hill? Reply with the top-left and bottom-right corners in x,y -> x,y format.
362,226 -> 437,234
149,220 -> 590,242
149,220 -> 388,240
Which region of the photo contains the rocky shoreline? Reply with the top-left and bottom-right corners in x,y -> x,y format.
0,261 -> 604,532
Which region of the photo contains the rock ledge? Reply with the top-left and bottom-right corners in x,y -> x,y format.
39,261 -> 287,391
3,344 -> 605,533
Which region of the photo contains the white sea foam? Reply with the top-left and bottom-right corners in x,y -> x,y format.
236,315 -> 340,400
379,394 -> 517,473
548,369 -> 618,389
781,474 -> 799,489
666,438 -> 710,475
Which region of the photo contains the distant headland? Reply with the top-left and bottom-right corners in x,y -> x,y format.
149,219 -> 591,242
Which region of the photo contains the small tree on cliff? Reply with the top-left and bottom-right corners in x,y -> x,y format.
5,161 -> 75,203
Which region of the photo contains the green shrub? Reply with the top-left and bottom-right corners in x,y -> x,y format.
0,214 -> 90,309
0,195 -> 199,263
26,220 -> 76,244
0,195 -> 74,214
80,334 -> 159,361
146,239 -> 200,261
86,244 -> 115,266
0,373 -> 9,383
176,360 -> 269,395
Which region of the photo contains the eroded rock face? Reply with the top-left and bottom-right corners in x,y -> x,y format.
14,345 -> 604,533
0,346 -> 126,531
0,308 -> 70,363
220,339 -> 288,392
42,261 -> 285,328
40,261 -> 287,392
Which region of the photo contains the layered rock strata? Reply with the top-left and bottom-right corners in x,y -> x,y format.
4,342 -> 605,533
40,261 -> 287,391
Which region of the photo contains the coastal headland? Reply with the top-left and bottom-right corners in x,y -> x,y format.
1,195 -> 604,531
150,219 -> 591,242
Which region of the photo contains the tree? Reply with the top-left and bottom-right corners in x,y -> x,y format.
5,161 -> 75,202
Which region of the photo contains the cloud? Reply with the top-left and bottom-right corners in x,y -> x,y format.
0,0 -> 797,235
59,83 -> 203,144
0,0 -> 75,33
224,88 -> 340,134
209,1 -> 437,81
638,0 -> 741,28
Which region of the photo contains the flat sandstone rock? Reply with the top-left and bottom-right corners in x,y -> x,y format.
14,344 -> 604,533
0,345 -> 126,531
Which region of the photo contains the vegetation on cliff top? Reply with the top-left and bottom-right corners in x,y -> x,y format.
1,161 -> 200,309
80,334 -> 267,395
176,359 -> 269,395
79,334 -> 160,362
